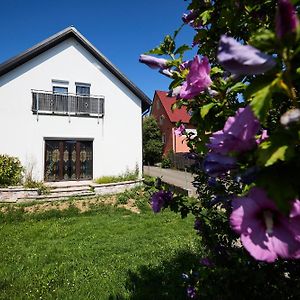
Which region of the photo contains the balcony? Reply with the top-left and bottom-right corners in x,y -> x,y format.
32,90 -> 104,118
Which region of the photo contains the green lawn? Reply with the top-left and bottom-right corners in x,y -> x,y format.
0,201 -> 199,299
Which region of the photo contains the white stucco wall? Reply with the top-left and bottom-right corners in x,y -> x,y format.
0,38 -> 143,181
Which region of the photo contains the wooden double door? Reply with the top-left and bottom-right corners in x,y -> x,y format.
45,140 -> 93,181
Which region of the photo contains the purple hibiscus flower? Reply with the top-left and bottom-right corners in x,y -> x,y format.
168,86 -> 182,98
159,68 -> 174,78
179,59 -> 193,71
256,129 -> 269,145
238,166 -> 259,185
290,200 -> 300,243
179,56 -> 212,99
151,190 -> 173,213
276,0 -> 299,39
194,218 -> 202,232
174,124 -> 186,137
217,35 -> 276,75
280,108 -> 300,126
182,10 -> 202,29
207,106 -> 260,155
187,285 -> 197,299
203,153 -> 237,177
139,54 -> 168,70
230,187 -> 300,262
199,257 -> 214,267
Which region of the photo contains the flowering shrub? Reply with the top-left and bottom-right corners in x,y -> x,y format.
141,0 -> 300,298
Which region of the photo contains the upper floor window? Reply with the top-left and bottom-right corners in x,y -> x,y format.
159,115 -> 165,125
76,83 -> 91,96
53,86 -> 68,94
156,100 -> 160,110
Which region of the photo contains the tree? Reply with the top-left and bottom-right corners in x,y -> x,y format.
143,116 -> 163,165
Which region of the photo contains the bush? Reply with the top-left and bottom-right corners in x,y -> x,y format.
161,156 -> 171,168
0,154 -> 23,187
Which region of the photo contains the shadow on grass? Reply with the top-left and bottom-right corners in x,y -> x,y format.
109,250 -> 199,300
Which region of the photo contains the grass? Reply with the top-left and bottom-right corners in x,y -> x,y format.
94,169 -> 139,185
0,199 -> 199,299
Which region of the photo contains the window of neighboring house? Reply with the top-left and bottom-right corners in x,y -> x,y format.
159,115 -> 165,125
162,134 -> 166,144
53,86 -> 68,94
76,84 -> 90,96
156,100 -> 160,110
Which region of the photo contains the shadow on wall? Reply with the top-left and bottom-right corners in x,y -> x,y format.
108,250 -> 199,300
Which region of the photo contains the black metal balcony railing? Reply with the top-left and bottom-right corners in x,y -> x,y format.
32,90 -> 104,117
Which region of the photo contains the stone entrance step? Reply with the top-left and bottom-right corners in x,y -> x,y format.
1,180 -> 143,203
49,185 -> 92,194
21,191 -> 96,202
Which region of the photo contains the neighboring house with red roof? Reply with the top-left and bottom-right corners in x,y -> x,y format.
151,90 -> 196,155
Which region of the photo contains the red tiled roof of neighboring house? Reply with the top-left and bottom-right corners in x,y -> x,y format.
155,90 -> 191,123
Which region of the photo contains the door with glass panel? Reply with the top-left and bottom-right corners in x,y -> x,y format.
45,140 -> 93,181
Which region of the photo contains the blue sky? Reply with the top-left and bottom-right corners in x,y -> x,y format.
0,0 -> 196,100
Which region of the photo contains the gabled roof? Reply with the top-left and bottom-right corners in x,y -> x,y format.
0,26 -> 151,112
154,90 -> 191,123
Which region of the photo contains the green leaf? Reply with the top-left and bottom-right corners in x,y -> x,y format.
200,9 -> 213,25
174,44 -> 191,56
246,77 -> 277,125
228,82 -> 247,94
210,66 -> 223,76
200,103 -> 217,119
146,35 -> 176,56
256,164 -> 298,213
146,46 -> 165,55
171,102 -> 180,111
161,35 -> 176,55
249,29 -> 276,52
257,133 -> 294,167
258,143 -> 290,167
249,84 -> 273,124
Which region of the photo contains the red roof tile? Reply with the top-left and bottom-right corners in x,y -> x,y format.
154,90 -> 191,123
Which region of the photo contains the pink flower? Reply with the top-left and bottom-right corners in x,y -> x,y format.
151,190 -> 173,213
217,35 -> 276,75
256,129 -> 269,145
174,124 -> 185,137
203,153 -> 237,177
179,56 -> 212,99
230,187 -> 300,262
207,106 -> 260,154
276,0 -> 299,39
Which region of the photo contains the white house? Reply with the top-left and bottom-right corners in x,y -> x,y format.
0,26 -> 151,182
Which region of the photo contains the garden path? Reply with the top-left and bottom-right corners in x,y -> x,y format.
143,166 -> 197,196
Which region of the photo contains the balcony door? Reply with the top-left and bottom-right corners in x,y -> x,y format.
45,140 -> 93,181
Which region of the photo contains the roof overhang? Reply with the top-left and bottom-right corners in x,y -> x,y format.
0,26 -> 151,112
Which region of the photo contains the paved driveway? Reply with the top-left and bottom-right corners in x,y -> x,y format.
143,166 -> 197,196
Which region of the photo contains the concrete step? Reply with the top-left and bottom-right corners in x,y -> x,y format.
21,191 -> 96,202
49,186 -> 92,193
45,181 -> 93,189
